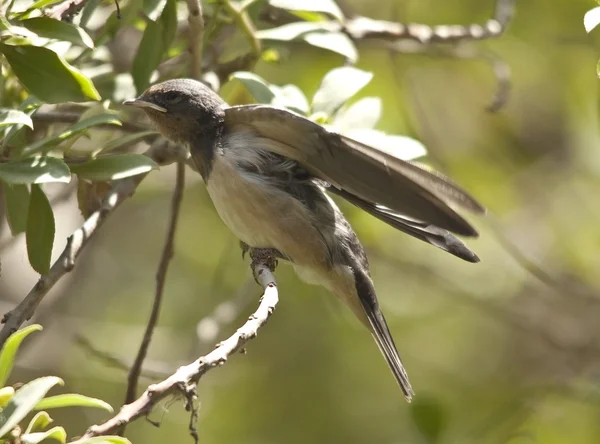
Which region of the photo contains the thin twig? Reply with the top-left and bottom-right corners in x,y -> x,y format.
82,261 -> 278,440
122,162 -> 186,432
0,142 -> 190,349
185,0 -> 204,80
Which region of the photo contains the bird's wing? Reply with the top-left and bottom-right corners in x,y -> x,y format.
224,105 -> 484,236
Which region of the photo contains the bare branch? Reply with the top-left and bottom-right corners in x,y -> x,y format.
185,0 -> 204,80
82,262 -> 278,439
0,142 -> 190,349
122,161 -> 186,431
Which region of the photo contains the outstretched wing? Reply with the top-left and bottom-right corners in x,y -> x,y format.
224,105 -> 484,236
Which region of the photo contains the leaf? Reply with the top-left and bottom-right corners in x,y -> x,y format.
0,43 -> 100,103
303,31 -> 357,63
15,0 -> 63,17
270,84 -> 310,114
26,185 -> 55,274
0,109 -> 33,129
4,184 -> 30,234
230,72 -> 276,104
79,0 -> 103,28
0,324 -> 43,387
334,96 -> 382,131
409,395 -> 446,443
21,114 -> 121,156
256,21 -> 328,41
268,0 -> 344,21
69,154 -> 157,181
20,18 -> 94,48
97,131 -> 158,155
0,376 -> 63,439
0,157 -> 71,184
24,411 -> 52,434
0,386 -> 15,408
585,7 -> 600,33
35,394 -> 113,412
312,67 -> 372,115
132,20 -> 164,94
161,0 -> 178,50
345,129 -> 427,160
71,437 -> 132,444
21,426 -> 66,444
143,0 -> 167,21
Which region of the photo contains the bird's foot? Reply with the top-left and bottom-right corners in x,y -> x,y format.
249,248 -> 282,277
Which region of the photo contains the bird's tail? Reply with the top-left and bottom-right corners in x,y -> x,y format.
349,266 -> 415,401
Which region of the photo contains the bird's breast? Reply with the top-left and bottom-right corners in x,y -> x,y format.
205,149 -> 331,268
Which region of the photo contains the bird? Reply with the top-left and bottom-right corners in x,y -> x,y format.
124,78 -> 485,402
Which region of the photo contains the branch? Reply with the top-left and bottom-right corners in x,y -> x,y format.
185,0 -> 204,80
82,261 -> 278,440
222,0 -> 261,59
122,161 -> 186,430
0,142 -> 190,349
32,111 -> 149,134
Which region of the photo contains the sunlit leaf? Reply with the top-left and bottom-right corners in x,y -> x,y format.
71,436 -> 132,444
4,184 -> 30,234
143,0 -> 167,21
345,129 -> 427,160
0,386 -> 15,408
584,7 -> 600,33
0,157 -> 71,184
132,20 -> 164,93
21,17 -> 94,48
334,97 -> 381,131
21,114 -> 121,156
230,71 -> 276,104
0,109 -> 33,129
256,21 -> 328,41
26,185 -> 55,274
0,376 -> 63,439
268,0 -> 344,21
0,43 -> 100,103
35,394 -> 113,412
69,154 -> 157,181
303,31 -> 357,62
270,84 -> 309,114
312,67 -> 372,115
0,324 -> 43,387
21,426 -> 66,444
24,411 -> 53,434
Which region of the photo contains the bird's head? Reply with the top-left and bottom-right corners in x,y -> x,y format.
124,79 -> 226,144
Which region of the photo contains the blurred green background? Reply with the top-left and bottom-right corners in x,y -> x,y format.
3,0 -> 600,443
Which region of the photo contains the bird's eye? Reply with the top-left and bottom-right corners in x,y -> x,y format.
164,92 -> 181,104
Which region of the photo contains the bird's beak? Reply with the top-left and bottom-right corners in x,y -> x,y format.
123,98 -> 167,113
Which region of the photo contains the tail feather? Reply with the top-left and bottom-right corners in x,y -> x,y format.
351,265 -> 415,401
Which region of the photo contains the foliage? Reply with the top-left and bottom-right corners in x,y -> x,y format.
0,325 -> 128,444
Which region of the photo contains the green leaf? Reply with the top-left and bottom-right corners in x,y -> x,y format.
410,395 -> 446,443
79,0 -> 103,28
268,0 -> 344,21
4,184 -> 30,234
0,157 -> 71,184
24,411 -> 52,434
15,0 -> 63,18
161,0 -> 178,50
21,114 -> 121,156
132,19 -> 164,94
71,437 -> 132,444
34,394 -> 113,412
230,72 -> 276,104
22,426 -> 66,444
0,326 -> 42,387
585,7 -> 600,33
143,0 -> 167,21
69,154 -> 157,181
345,129 -> 427,160
270,84 -> 309,114
98,131 -> 158,155
0,43 -> 100,103
256,21 -> 328,41
303,31 -> 357,62
0,386 -> 15,408
312,67 -> 372,115
20,18 -> 95,49
26,185 -> 55,274
0,376 -> 63,439
334,97 -> 381,131
0,109 -> 33,129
